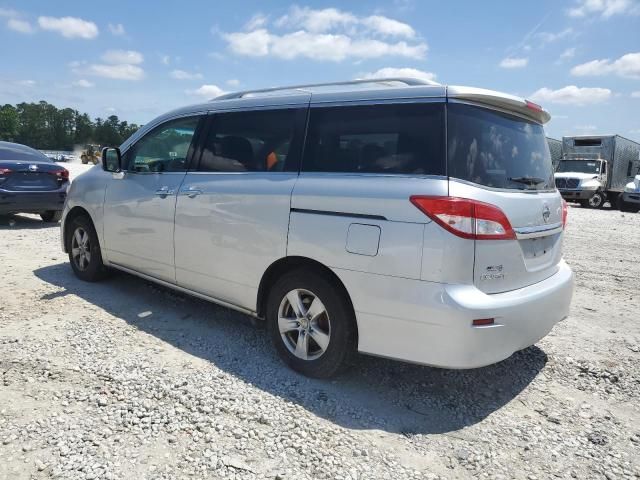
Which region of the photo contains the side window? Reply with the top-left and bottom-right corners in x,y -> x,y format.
199,108 -> 301,172
302,103 -> 445,175
628,161 -> 633,177
126,116 -> 200,172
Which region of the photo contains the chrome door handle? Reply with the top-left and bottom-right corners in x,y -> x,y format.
181,188 -> 203,198
155,187 -> 175,197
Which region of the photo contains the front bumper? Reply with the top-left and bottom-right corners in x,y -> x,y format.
622,192 -> 640,205
336,260 -> 574,369
0,186 -> 67,214
558,189 -> 596,201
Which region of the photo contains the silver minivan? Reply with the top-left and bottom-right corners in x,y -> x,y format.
61,78 -> 574,377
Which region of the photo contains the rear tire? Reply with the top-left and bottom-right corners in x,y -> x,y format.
266,269 -> 356,378
66,215 -> 109,282
40,210 -> 62,222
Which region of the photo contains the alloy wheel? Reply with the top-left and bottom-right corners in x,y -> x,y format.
277,288 -> 331,361
71,227 -> 91,271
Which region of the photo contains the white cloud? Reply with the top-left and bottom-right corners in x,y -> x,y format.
575,125 -> 598,133
568,0 -> 639,17
632,91 -> 640,98
108,23 -> 125,36
560,47 -> 576,60
499,57 -> 529,69
72,79 -> 94,88
225,29 -> 426,61
275,6 -> 356,32
170,69 -> 203,80
571,52 -> 640,79
530,85 -> 612,105
245,13 -> 269,30
224,7 -> 426,62
536,28 -> 574,44
188,84 -> 226,99
37,16 -> 98,39
101,49 -> 143,65
360,67 -> 437,83
18,80 -> 36,87
0,8 -> 18,17
84,64 -> 144,80
226,79 -> 240,87
7,17 -> 34,33
361,15 -> 415,38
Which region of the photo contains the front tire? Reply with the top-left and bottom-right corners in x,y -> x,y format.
587,191 -> 606,209
66,215 -> 109,282
40,210 -> 62,222
266,269 -> 356,378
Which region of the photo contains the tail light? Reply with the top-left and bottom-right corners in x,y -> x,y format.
0,167 -> 11,175
410,196 -> 516,240
525,100 -> 543,112
561,198 -> 568,228
52,168 -> 69,180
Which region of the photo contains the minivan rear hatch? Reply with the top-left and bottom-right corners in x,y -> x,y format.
446,89 -> 563,294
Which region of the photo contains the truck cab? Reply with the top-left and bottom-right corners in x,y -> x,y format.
555,157 -> 608,208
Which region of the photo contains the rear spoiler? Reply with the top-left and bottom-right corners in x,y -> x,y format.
447,86 -> 551,124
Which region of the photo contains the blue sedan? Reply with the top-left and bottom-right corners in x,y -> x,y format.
0,141 -> 69,222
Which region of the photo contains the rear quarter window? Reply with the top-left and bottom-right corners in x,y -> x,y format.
302,102 -> 445,175
447,103 -> 554,190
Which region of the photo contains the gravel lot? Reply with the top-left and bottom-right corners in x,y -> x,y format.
1,204 -> 639,480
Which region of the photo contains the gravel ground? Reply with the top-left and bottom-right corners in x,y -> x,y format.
1,205 -> 639,480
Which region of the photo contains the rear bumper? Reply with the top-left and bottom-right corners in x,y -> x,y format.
336,260 -> 574,369
622,192 -> 640,205
558,189 -> 595,200
0,186 -> 67,214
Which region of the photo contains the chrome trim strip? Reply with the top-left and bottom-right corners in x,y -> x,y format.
108,262 -> 258,317
514,223 -> 563,239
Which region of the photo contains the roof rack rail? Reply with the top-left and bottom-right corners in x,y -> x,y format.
212,77 -> 440,101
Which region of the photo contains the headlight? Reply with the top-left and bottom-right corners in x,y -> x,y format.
579,183 -> 599,190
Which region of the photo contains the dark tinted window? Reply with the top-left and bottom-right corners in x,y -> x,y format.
302,103 -> 445,175
574,138 -> 601,147
0,142 -> 52,162
126,116 -> 200,172
199,109 -> 301,172
448,104 -> 554,190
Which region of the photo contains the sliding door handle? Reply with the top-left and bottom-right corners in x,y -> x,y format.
154,186 -> 175,197
180,187 -> 203,198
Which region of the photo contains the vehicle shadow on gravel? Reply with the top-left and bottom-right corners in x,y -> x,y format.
35,263 -> 547,435
0,214 -> 57,230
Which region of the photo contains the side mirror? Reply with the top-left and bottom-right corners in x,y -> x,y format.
102,147 -> 122,173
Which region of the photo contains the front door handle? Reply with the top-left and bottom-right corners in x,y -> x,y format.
155,186 -> 175,197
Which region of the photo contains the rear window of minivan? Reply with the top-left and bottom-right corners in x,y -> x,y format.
447,103 -> 554,190
302,103 -> 445,175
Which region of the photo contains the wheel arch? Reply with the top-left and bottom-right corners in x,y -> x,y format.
257,256 -> 357,335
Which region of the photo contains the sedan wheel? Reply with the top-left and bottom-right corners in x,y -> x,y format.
278,289 -> 331,361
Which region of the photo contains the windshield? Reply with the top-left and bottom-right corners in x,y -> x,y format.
557,160 -> 601,174
447,104 -> 554,190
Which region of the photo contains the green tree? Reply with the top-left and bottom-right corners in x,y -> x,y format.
0,104 -> 19,141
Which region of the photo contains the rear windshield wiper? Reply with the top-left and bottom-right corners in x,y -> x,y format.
508,176 -> 546,186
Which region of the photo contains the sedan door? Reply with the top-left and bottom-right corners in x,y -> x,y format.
174,106 -> 307,310
103,115 -> 202,283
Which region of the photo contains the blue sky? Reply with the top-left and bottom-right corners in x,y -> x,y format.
1,0 -> 639,140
